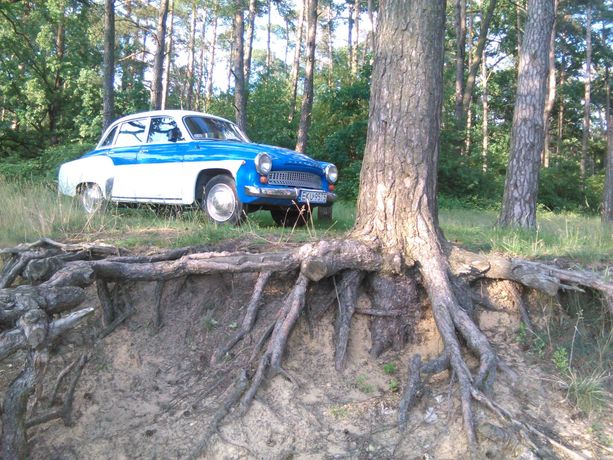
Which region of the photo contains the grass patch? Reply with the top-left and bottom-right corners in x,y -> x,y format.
0,178 -> 610,267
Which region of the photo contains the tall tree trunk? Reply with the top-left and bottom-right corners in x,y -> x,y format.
103,0 -> 115,130
498,0 -> 554,229
266,0 -> 272,72
481,41 -> 488,173
289,0 -> 305,122
516,0 -> 523,55
327,5 -> 335,83
603,64 -> 613,222
186,1 -> 197,110
347,2 -> 354,73
150,0 -> 170,110
464,9 -> 474,155
196,11 -> 207,111
556,58 -> 565,160
161,0 -> 175,110
244,0 -> 257,87
581,1 -> 593,181
206,11 -> 218,109
366,0 -> 375,56
49,4 -> 66,145
460,0 -> 497,123
295,0 -> 318,153
454,0 -> 467,122
233,2 -> 247,132
542,0 -> 557,168
351,0 -> 359,75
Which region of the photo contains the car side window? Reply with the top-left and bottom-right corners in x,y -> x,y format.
148,116 -> 182,143
114,118 -> 147,147
100,126 -> 117,147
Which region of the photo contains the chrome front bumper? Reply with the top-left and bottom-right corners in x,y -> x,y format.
244,186 -> 337,203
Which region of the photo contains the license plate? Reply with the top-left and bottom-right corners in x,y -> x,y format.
298,190 -> 327,204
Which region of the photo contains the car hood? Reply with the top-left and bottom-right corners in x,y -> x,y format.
192,141 -> 325,170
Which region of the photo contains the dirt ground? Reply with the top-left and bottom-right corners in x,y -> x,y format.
0,261 -> 610,459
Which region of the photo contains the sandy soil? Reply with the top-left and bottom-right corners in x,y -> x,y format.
1,268 -> 609,459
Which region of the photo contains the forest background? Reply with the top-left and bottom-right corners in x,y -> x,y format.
0,0 -> 612,217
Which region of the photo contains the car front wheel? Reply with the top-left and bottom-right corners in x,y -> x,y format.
79,183 -> 106,214
201,175 -> 245,225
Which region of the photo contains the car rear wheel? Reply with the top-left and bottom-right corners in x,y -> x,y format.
201,175 -> 245,225
79,183 -> 106,214
271,207 -> 312,228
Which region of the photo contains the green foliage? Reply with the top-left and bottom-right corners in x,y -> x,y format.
552,346 -> 570,374
382,363 -> 397,375
355,374 -> 374,394
388,378 -> 399,392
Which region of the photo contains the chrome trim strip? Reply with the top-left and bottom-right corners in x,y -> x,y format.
244,186 -> 336,203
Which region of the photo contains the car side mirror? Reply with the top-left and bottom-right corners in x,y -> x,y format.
167,127 -> 182,142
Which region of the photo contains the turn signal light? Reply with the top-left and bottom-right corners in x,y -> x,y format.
259,175 -> 268,184
328,184 -> 335,191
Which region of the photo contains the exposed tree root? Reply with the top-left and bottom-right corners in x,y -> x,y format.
0,237 -> 610,458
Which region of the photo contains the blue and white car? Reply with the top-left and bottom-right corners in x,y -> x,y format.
58,110 -> 337,225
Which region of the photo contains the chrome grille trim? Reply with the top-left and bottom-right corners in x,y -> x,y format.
267,171 -> 322,189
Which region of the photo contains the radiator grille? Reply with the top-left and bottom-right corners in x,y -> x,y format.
267,171 -> 322,189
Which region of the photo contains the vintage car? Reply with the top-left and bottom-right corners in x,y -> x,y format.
58,110 -> 337,225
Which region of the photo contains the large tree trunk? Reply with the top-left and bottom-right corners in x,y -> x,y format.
196,10 -> 207,111
150,0 -> 170,110
355,1 -> 498,454
498,0 -> 554,229
102,0 -> 115,130
289,0 -> 305,122
542,0 -> 557,168
295,0 -> 317,153
581,2 -> 593,181
186,1 -> 197,110
454,0 -> 466,122
233,2 -> 247,132
161,0 -> 175,110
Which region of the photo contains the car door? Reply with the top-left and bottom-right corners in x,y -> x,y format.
109,117 -> 149,200
134,116 -> 185,201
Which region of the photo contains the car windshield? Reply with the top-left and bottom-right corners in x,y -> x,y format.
183,116 -> 249,142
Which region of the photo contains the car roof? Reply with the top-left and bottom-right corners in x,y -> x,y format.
110,110 -> 234,126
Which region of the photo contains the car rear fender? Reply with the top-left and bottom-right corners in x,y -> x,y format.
58,155 -> 115,198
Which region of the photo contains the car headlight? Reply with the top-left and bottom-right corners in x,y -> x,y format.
255,153 -> 272,175
325,164 -> 338,184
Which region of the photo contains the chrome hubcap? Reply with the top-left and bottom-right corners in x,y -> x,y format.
82,186 -> 103,214
206,183 -> 236,222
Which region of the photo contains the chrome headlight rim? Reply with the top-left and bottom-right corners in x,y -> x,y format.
255,153 -> 272,175
325,164 -> 338,184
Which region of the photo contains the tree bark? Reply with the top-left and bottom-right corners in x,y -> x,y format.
102,0 -> 115,130
233,1 -> 247,132
454,0 -> 467,122
150,0 -> 170,110
498,0 -> 554,229
581,1 -> 593,181
289,0 -> 305,122
161,0 -> 175,110
542,0 -> 557,168
295,0 -> 318,153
